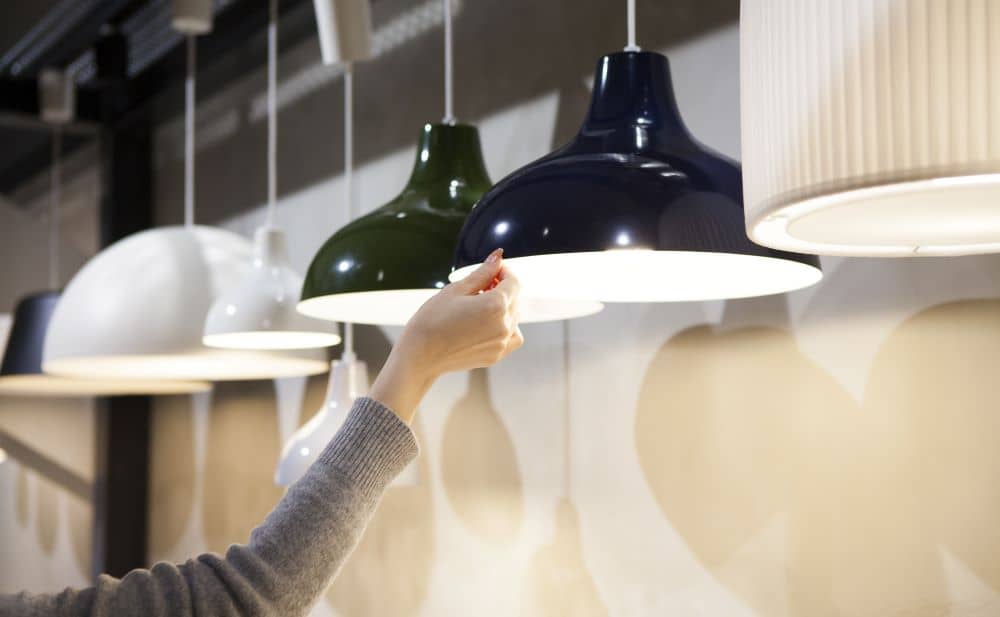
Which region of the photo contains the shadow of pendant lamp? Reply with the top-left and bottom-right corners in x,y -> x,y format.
297,0 -> 602,325
41,5 -> 327,382
450,1 -> 821,302
0,82 -> 208,396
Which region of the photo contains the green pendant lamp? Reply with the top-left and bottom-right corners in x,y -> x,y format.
297,0 -> 602,325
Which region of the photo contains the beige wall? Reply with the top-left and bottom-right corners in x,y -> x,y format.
3,0 -> 1000,615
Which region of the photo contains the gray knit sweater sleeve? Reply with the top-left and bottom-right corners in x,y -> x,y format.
0,397 -> 418,617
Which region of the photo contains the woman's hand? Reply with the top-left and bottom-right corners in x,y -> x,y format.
370,249 -> 523,423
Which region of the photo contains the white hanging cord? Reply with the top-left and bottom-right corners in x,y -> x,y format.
266,0 -> 278,228
343,63 -> 356,359
562,320 -> 571,499
184,35 -> 196,227
48,128 -> 61,289
624,0 -> 640,52
442,0 -> 455,124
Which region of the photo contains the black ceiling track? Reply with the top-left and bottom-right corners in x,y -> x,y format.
0,0 -> 315,195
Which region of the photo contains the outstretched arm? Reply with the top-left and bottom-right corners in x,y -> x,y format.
1,249 -> 522,617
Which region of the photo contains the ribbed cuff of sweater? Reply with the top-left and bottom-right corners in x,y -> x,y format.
317,396 -> 419,499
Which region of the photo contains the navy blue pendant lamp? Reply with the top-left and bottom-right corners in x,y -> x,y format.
450,2 -> 821,302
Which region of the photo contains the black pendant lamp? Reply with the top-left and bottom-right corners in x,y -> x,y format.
450,2 -> 821,302
298,0 -> 602,324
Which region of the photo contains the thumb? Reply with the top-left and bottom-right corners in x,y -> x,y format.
451,248 -> 504,294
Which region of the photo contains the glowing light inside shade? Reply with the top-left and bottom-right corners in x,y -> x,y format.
203,331 -> 342,350
0,375 -> 210,396
749,174 -> 1000,256
298,289 -> 603,325
0,448 -> 6,464
450,250 -> 822,302
44,352 -> 328,382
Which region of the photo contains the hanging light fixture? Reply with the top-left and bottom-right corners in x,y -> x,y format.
742,0 -> 1000,256
203,0 -> 341,350
297,0 -> 603,325
42,2 -> 327,382
0,75 -> 208,397
275,351 -> 367,485
450,1 -> 822,302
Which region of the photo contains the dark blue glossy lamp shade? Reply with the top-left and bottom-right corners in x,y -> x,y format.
0,291 -> 58,377
450,51 -> 822,302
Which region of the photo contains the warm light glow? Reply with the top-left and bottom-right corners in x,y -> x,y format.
749,174 -> 1000,257
0,448 -> 6,464
298,289 -> 603,325
0,375 -> 210,396
203,330 -> 342,350
450,250 -> 822,302
44,351 -> 328,382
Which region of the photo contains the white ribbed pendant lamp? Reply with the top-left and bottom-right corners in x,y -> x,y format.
203,0 -> 341,351
743,0 -> 1000,256
42,1 -> 327,382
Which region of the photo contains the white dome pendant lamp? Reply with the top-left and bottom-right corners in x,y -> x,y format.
42,2 -> 327,382
743,0 -> 1000,256
203,0 -> 341,351
0,102 -> 207,397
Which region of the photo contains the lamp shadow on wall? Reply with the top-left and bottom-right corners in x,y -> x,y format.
14,465 -> 91,578
323,324 -> 434,616
635,295 -> 1000,616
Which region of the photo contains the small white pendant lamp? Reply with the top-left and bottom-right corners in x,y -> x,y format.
42,1 -> 327,382
275,349 -> 367,486
743,0 -> 1000,256
203,0 -> 341,351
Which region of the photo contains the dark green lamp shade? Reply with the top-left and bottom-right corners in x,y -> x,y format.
298,123 -> 603,325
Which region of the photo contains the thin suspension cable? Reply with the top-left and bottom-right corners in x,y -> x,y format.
49,128 -> 61,289
562,319 -> 571,499
442,0 -> 455,124
266,0 -> 278,228
184,35 -> 196,227
343,63 -> 355,358
625,0 -> 640,52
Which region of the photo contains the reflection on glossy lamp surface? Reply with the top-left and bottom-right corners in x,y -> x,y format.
298,124 -> 603,324
275,355 -> 367,486
450,51 -> 822,302
742,0 -> 1000,256
42,226 -> 328,382
0,291 -> 209,396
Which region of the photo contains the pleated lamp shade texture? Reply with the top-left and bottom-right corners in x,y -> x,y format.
742,0 -> 1000,256
43,226 -> 328,382
451,51 -> 821,302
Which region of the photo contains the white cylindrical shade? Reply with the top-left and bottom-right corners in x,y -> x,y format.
742,0 -> 1000,256
313,0 -> 373,65
43,226 -> 327,381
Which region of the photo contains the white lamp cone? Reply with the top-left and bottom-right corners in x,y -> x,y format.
742,0 -> 1000,256
172,0 -> 213,34
42,226 -> 328,381
203,227 -> 341,350
275,355 -> 367,486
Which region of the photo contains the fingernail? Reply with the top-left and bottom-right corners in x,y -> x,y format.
485,248 -> 503,264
